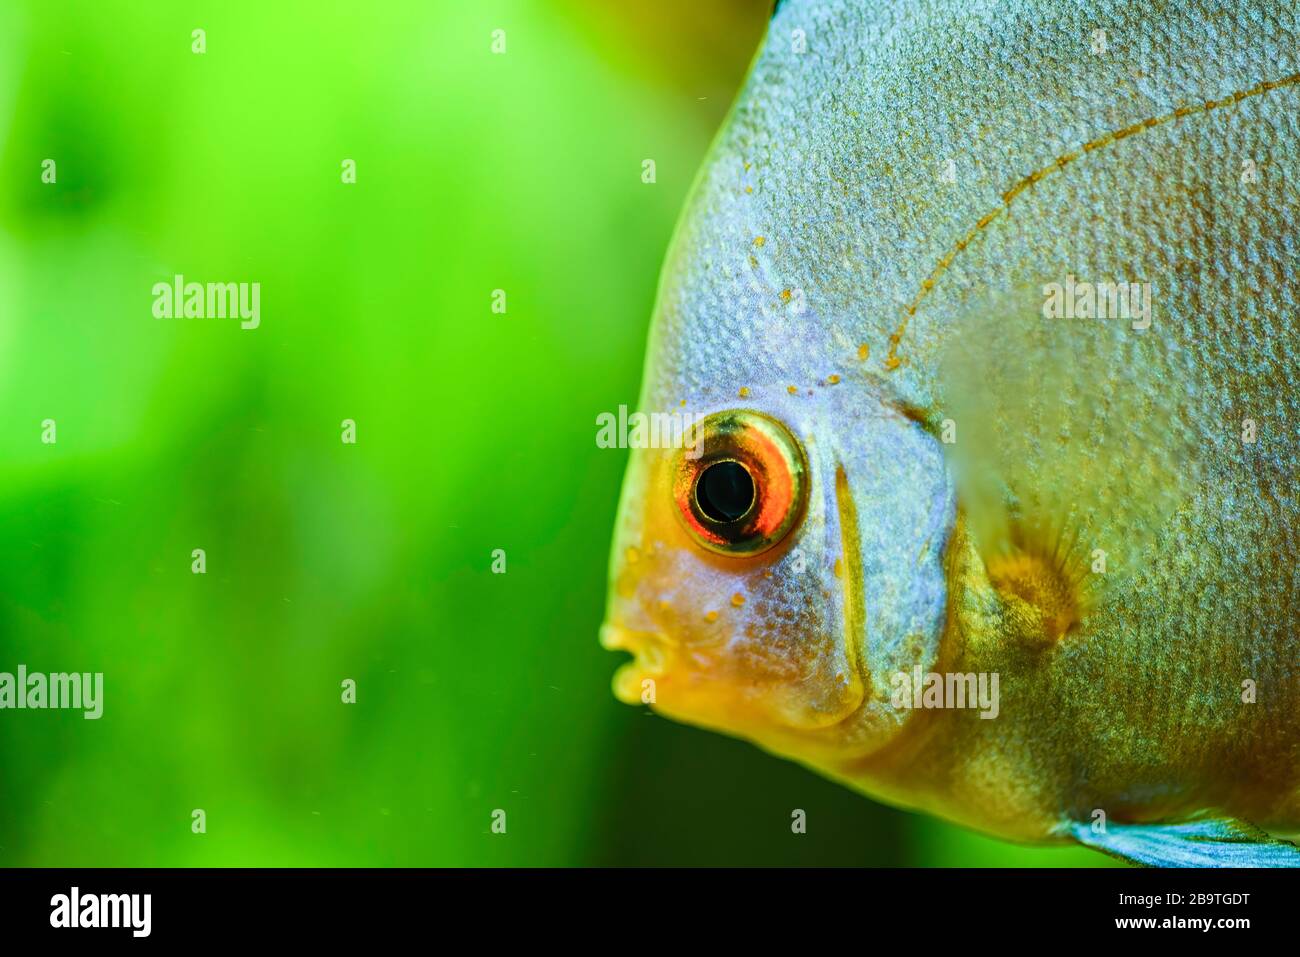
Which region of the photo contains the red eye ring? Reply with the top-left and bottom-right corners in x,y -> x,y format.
671,410 -> 808,557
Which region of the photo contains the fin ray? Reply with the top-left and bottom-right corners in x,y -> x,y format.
1071,817 -> 1300,868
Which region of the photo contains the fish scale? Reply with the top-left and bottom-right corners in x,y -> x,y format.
605,0 -> 1300,864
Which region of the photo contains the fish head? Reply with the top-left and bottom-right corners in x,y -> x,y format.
599,0 -> 965,772
601,383 -> 957,767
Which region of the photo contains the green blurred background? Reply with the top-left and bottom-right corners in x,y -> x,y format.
0,0 -> 1112,866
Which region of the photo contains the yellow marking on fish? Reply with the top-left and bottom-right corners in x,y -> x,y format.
780,288 -> 792,303
857,343 -> 870,361
826,374 -> 841,385
883,71 -> 1300,370
833,465 -> 867,693
787,384 -> 798,395
987,550 -> 1082,646
987,524 -> 1091,646
753,236 -> 766,247
738,386 -> 751,398
704,610 -> 719,623
731,593 -> 745,608
1002,179 -> 1030,204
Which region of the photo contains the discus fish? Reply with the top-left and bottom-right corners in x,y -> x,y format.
600,0 -> 1300,866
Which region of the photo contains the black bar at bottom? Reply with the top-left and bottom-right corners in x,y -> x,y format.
0,867 -> 1294,942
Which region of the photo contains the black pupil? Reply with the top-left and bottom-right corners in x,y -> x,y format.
697,461 -> 755,523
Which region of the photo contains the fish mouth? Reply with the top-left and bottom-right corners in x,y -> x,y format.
599,623 -> 671,703
599,619 -> 778,738
599,615 -> 866,737
599,622 -> 668,661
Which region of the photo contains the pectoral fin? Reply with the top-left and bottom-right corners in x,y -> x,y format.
1070,817 -> 1300,868
936,280 -> 1202,644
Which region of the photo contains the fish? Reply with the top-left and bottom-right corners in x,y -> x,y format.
600,0 -> 1300,867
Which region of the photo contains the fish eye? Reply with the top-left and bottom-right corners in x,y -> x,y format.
672,409 -> 809,557
697,460 -> 755,522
